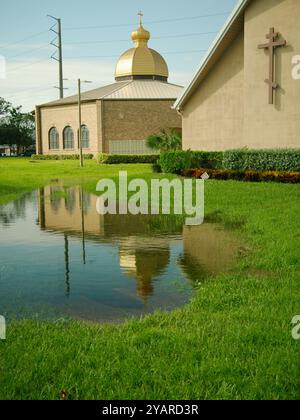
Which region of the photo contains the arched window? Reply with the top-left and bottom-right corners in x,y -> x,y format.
80,125 -> 90,149
49,127 -> 59,150
63,126 -> 74,149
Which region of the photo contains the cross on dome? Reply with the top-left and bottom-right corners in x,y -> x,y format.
138,11 -> 143,26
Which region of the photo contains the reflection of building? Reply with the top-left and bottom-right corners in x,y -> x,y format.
179,224 -> 239,281
38,186 -> 174,301
38,185 -> 239,299
36,14 -> 183,156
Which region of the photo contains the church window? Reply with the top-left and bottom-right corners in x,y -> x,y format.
49,127 -> 59,150
81,125 -> 90,149
63,126 -> 74,149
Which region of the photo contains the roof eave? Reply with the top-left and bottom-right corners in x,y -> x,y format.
173,0 -> 251,110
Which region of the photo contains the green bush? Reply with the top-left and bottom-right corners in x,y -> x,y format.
31,154 -> 94,161
96,154 -> 159,165
152,162 -> 162,173
96,153 -> 109,164
159,149 -> 300,174
146,129 -> 182,152
183,168 -> 300,184
158,151 -> 223,174
158,151 -> 192,174
190,151 -> 224,169
223,149 -> 300,172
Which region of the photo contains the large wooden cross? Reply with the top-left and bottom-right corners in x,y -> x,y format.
258,28 -> 286,104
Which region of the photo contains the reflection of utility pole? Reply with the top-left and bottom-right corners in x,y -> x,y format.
38,187 -> 46,229
80,188 -> 86,265
64,233 -> 70,296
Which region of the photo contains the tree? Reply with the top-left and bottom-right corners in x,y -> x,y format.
0,97 -> 35,154
146,129 -> 182,153
0,97 -> 13,116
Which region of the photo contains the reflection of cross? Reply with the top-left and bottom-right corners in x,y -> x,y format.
258,27 -> 286,104
138,11 -> 143,26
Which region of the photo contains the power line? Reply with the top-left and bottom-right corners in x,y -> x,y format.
0,30 -> 49,51
6,44 -> 51,60
65,31 -> 218,46
65,49 -> 207,60
64,11 -> 230,31
4,86 -> 56,101
9,58 -> 52,73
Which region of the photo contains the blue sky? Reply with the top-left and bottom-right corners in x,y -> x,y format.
0,0 -> 238,110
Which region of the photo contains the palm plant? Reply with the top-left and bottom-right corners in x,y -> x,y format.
146,129 -> 182,153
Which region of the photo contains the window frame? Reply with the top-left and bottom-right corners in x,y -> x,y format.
63,126 -> 75,150
80,125 -> 90,149
48,127 -> 59,150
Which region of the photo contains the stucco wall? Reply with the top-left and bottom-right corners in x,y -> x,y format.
181,0 -> 300,151
243,0 -> 300,148
102,100 -> 182,153
39,102 -> 99,155
181,32 -> 245,151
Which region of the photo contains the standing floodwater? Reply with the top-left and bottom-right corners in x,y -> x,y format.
0,185 -> 239,323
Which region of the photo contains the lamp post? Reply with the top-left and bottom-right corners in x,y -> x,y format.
78,79 -> 92,168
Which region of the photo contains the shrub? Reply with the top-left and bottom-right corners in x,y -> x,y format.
96,153 -> 109,164
223,149 -> 300,172
158,151 -> 223,174
31,154 -> 94,161
190,151 -> 224,169
152,162 -> 162,173
183,168 -> 300,184
146,129 -> 182,153
158,151 -> 193,174
159,149 -> 300,174
96,154 -> 159,165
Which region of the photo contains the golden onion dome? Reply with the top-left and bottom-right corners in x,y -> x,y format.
115,13 -> 169,82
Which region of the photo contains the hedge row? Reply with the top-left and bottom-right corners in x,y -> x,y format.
97,153 -> 159,164
158,151 -> 223,174
158,149 -> 300,174
31,154 -> 94,160
183,168 -> 300,184
223,149 -> 300,172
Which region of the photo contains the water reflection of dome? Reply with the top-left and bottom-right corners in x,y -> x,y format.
119,237 -> 170,302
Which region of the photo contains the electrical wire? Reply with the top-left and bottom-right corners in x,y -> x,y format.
0,31 -> 49,51
64,12 -> 230,31
64,31 -> 218,46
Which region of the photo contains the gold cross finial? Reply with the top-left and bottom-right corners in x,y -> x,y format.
138,11 -> 143,26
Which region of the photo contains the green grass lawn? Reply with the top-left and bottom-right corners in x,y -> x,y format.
0,158 -> 299,400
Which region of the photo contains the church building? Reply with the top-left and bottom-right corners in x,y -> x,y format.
35,16 -> 183,156
174,0 -> 300,151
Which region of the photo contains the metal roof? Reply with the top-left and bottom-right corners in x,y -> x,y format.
39,80 -> 183,107
174,0 -> 251,110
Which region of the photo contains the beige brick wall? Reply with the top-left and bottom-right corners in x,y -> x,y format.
181,0 -> 300,151
102,100 -> 182,153
39,102 -> 99,155
243,0 -> 300,148
181,32 -> 244,151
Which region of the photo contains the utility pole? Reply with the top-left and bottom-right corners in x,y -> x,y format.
78,78 -> 83,167
48,15 -> 64,99
78,79 -> 92,168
